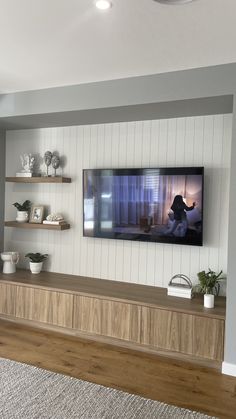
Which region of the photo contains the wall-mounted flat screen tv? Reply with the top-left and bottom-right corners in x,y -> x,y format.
83,167 -> 204,246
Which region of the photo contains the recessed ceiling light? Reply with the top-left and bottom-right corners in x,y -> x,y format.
153,0 -> 195,4
96,0 -> 112,10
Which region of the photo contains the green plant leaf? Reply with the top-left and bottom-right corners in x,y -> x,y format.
196,268 -> 225,295
13,200 -> 31,211
25,253 -> 48,263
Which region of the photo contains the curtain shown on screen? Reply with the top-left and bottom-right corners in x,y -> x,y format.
111,174 -> 201,226
112,176 -> 152,225
112,175 -> 169,225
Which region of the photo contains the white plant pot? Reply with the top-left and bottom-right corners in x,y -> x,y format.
16,211 -> 28,223
204,294 -> 214,308
29,262 -> 43,274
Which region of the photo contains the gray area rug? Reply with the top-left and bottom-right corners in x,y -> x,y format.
0,358 -> 217,419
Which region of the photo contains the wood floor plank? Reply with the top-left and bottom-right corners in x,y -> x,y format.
0,319 -> 235,419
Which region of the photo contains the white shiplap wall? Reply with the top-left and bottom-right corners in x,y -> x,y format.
4,115 -> 232,289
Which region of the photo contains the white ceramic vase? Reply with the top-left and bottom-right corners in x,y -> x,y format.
204,294 -> 214,308
1,252 -> 19,274
16,211 -> 28,223
29,262 -> 43,274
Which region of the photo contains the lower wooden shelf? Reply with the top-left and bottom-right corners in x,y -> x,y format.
4,221 -> 70,231
0,270 -> 226,364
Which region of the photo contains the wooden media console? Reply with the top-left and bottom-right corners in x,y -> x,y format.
0,270 -> 226,366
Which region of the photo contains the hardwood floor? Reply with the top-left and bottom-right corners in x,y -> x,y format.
0,319 -> 235,419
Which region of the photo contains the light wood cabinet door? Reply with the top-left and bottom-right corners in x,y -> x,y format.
101,300 -> 141,343
0,283 -> 16,316
192,316 -> 224,361
73,296 -> 141,343
73,296 -> 103,335
15,286 -> 73,328
141,306 -> 225,361
141,306 -> 193,354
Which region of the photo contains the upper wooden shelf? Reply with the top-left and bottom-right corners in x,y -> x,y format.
4,221 -> 70,231
5,176 -> 71,183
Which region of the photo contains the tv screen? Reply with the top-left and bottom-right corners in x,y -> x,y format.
83,167 -> 204,246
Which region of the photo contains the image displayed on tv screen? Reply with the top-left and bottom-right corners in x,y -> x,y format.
83,167 -> 204,246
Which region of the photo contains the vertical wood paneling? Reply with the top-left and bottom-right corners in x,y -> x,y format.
138,242 -> 148,285
175,118 -> 186,165
149,120 -> 159,167
155,240 -> 164,287
4,115 -> 232,291
130,242 -> 140,284
166,118 -> 177,167
146,243 -> 156,286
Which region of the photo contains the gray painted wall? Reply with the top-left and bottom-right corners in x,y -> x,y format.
225,100 -> 236,365
0,129 -> 5,260
0,64 -> 235,119
0,96 -> 233,130
0,63 -> 236,367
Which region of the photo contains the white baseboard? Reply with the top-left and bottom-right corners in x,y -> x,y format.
222,362 -> 236,377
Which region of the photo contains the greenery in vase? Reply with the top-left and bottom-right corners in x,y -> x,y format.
196,269 -> 224,295
25,253 -> 48,263
13,200 -> 31,211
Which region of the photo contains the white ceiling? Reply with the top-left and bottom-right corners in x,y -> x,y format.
0,0 -> 236,93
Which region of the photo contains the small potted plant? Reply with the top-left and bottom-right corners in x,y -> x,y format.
25,252 -> 48,274
196,268 -> 225,308
13,200 -> 31,223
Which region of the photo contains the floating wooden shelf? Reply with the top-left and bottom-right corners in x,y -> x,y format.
5,177 -> 71,183
4,221 -> 70,231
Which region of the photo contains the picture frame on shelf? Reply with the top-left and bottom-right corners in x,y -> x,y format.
29,205 -> 44,224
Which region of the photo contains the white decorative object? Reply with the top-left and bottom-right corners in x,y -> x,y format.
44,151 -> 53,176
1,252 -> 19,274
167,274 -> 193,299
16,211 -> 29,223
43,220 -> 66,225
43,213 -> 65,225
51,154 -> 60,177
30,262 -> 43,274
20,154 -> 35,173
46,213 -> 64,222
204,294 -> 214,308
16,172 -> 34,177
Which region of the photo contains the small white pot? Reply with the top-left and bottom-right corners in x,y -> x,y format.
29,262 -> 43,274
16,211 -> 28,223
204,294 -> 214,308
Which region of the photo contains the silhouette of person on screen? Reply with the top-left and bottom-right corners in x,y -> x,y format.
166,195 -> 196,237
